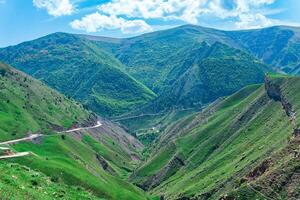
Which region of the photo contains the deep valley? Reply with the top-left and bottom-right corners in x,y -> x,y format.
1,24 -> 300,200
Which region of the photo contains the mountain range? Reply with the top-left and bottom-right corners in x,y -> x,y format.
1,25 -> 300,199
0,33 -> 156,117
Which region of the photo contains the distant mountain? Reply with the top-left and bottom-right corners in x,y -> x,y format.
130,74 -> 300,199
2,25 -> 300,118
0,33 -> 156,117
229,26 -> 300,74
92,25 -> 244,92
137,42 -> 267,113
1,25 -> 300,200
91,25 -> 270,115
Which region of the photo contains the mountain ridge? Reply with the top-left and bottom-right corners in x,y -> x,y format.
0,33 -> 156,117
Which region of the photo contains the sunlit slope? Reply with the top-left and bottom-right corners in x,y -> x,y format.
0,33 -> 156,117
10,130 -> 148,200
131,75 -> 300,199
0,61 -> 91,142
0,162 -> 98,200
0,61 -> 150,199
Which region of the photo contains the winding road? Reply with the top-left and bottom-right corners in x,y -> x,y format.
59,121 -> 102,133
0,134 -> 43,146
0,152 -> 31,160
0,121 -> 102,160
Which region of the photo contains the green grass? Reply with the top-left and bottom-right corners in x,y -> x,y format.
0,62 -> 90,142
10,134 -> 149,200
132,77 -> 299,199
269,76 -> 300,127
82,134 -> 134,178
266,72 -> 292,79
0,61 -> 149,199
136,142 -> 176,178
0,162 -> 99,200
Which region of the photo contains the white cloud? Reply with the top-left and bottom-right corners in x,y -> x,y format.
70,12 -> 152,33
70,0 -> 280,33
236,13 -> 273,29
248,0 -> 275,6
98,0 -> 209,24
33,0 -> 74,17
207,0 -> 277,29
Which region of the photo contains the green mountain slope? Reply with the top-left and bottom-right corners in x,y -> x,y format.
107,40 -> 267,135
0,33 -> 156,117
2,25 -> 299,118
104,25 -> 300,79
130,74 -> 300,199
0,61 -> 91,142
229,26 -> 300,74
0,162 -> 98,199
10,131 -> 147,200
91,25 -> 300,112
91,25 -> 269,115
138,42 -> 266,113
93,25 -> 263,92
0,61 -> 150,199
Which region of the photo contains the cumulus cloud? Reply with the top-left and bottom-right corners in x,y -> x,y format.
70,12 -> 152,33
33,0 -> 74,16
99,0 -> 209,24
70,0 -> 279,33
236,13 -> 273,29
207,0 -> 276,29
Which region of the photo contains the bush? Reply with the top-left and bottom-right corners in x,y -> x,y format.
0,68 -> 6,76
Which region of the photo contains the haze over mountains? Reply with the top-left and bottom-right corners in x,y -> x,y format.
1,25 -> 300,200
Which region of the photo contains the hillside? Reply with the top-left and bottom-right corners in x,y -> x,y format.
91,26 -> 300,112
4,26 -> 298,120
137,42 -> 267,113
90,25 -> 270,117
93,25 -> 268,91
0,61 -> 151,199
0,61 -> 91,142
0,162 -> 98,199
0,33 -> 156,117
9,126 -> 148,200
101,25 -> 300,79
104,36 -> 267,135
1,25 -> 300,119
112,41 -> 266,140
130,74 -> 300,199
229,26 -> 300,74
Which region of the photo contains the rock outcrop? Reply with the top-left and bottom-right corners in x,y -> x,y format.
265,76 -> 299,136
96,154 -> 116,175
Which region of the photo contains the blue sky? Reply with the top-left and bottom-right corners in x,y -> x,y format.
0,0 -> 299,47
